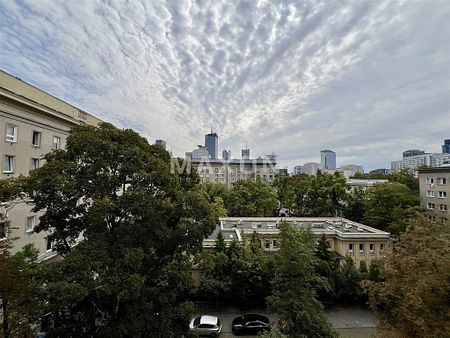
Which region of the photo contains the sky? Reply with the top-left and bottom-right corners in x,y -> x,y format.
1,0 -> 449,172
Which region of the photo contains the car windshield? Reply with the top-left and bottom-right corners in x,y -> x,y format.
193,317 -> 201,326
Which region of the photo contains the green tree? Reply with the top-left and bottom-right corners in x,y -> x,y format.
267,222 -> 336,337
314,234 -> 340,304
0,243 -> 40,338
335,256 -> 363,305
363,182 -> 420,234
343,187 -> 366,222
363,217 -> 450,337
272,175 -> 294,214
25,123 -> 217,337
388,169 -> 419,192
225,178 -> 277,216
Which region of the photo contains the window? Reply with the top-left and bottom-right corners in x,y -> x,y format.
348,243 -> 354,256
380,243 -> 385,254
265,239 -> 271,249
46,237 -> 54,251
214,168 -> 219,173
3,155 -> 14,173
273,239 -> 278,248
359,243 -> 365,255
32,131 -> 41,146
438,191 -> 447,198
5,124 -> 18,143
437,177 -> 447,185
428,215 -> 436,223
0,222 -> 6,238
369,243 -> 375,255
426,190 -> 435,197
425,178 -> 434,185
427,202 -> 435,210
30,158 -> 40,171
26,216 -> 36,233
52,136 -> 61,150
440,204 -> 448,211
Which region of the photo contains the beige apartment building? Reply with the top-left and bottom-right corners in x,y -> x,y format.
203,217 -> 392,268
192,158 -> 277,189
418,167 -> 450,224
0,70 -> 102,260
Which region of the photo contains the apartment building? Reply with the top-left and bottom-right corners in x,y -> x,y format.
418,167 -> 450,224
192,158 -> 277,189
203,217 -> 392,268
391,153 -> 450,173
0,70 -> 102,260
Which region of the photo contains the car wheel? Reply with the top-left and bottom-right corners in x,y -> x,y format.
210,333 -> 217,338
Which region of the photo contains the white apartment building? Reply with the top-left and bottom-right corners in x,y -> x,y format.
391,153 -> 450,172
192,158 -> 277,189
418,167 -> 450,224
0,70 -> 101,260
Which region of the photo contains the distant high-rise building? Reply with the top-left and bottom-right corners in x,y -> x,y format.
320,150 -> 336,170
442,139 -> 450,154
205,132 -> 218,159
293,165 -> 303,175
155,139 -> 166,150
302,163 -> 320,176
242,148 -> 250,160
222,149 -> 231,160
403,149 -> 425,158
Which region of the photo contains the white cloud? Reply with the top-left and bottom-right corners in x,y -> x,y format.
1,0 -> 449,171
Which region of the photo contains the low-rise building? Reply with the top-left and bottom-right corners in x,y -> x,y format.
203,217 -> 392,268
418,167 -> 450,224
0,70 -> 102,260
391,153 -> 450,173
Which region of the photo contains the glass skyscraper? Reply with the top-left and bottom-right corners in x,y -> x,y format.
205,132 -> 218,159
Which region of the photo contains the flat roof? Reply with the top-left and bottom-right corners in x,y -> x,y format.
203,217 -> 391,245
418,167 -> 450,173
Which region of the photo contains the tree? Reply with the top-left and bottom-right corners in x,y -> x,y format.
267,222 -> 337,337
0,243 -> 40,338
342,187 -> 366,222
363,182 -> 420,234
388,169 -> 419,192
272,175 -> 295,214
225,178 -> 277,217
314,234 -> 340,304
24,123 -> 217,337
363,216 -> 450,337
334,256 -> 363,305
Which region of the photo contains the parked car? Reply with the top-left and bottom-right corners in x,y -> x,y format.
232,313 -> 271,336
189,315 -> 222,337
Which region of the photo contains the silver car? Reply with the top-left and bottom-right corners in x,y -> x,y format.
189,315 -> 222,337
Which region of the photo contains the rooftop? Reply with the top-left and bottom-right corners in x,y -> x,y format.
204,217 -> 390,247
418,167 -> 450,173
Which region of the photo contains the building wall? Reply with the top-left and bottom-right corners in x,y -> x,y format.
418,168 -> 450,224
0,70 -> 102,260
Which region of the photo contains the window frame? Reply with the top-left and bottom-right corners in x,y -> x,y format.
3,155 -> 15,173
5,123 -> 18,143
426,190 -> 435,197
31,130 -> 42,147
30,158 -> 40,171
52,135 -> 61,150
438,191 -> 447,198
26,215 -> 36,233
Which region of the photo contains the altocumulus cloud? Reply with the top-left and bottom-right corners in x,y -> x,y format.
1,0 -> 449,170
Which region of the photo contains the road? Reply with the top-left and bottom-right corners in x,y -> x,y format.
194,304 -> 378,338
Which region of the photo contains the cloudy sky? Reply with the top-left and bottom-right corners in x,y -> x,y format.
1,0 -> 449,171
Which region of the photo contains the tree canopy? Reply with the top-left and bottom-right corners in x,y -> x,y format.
24,123 -> 218,337
363,216 -> 450,337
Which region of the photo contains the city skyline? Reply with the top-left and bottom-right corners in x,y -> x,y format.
1,1 -> 449,171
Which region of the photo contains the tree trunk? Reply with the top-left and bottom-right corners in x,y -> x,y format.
2,299 -> 9,338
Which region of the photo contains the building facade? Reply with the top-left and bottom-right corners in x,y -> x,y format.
192,158 -> 276,189
403,149 -> 425,158
320,150 -> 336,170
155,139 -> 166,149
205,132 -> 218,159
391,153 -> 450,172
301,162 -> 320,176
418,167 -> 450,224
222,149 -> 231,160
443,139 -> 450,154
203,217 -> 392,268
0,70 -> 102,260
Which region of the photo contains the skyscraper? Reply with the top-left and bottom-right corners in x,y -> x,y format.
242,148 -> 250,160
222,149 -> 231,160
442,139 -> 450,154
155,139 -> 166,150
205,131 -> 218,159
320,150 -> 336,170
